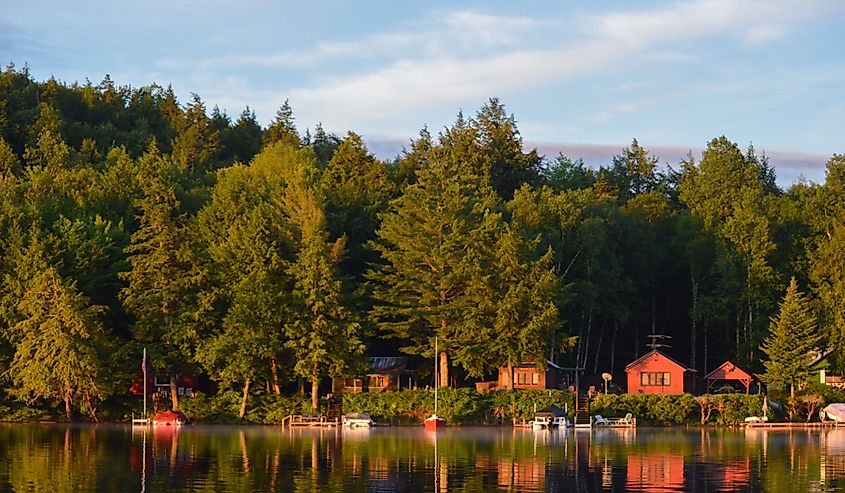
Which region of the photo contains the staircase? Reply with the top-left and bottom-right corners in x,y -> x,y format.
327,397 -> 343,420
574,394 -> 591,426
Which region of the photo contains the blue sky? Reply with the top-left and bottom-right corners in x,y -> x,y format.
3,0 -> 843,184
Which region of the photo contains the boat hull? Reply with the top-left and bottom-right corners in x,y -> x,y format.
424,415 -> 446,430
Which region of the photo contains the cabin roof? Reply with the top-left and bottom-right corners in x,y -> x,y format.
366,357 -> 408,375
703,361 -> 753,382
625,349 -> 696,373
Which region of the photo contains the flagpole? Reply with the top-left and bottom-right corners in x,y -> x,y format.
143,347 -> 147,420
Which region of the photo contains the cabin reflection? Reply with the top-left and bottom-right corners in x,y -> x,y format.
497,456 -> 545,491
821,429 -> 845,489
626,452 -> 685,492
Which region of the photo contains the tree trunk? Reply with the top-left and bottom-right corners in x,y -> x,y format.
690,273 -> 698,371
64,392 -> 73,421
239,377 -> 251,419
170,374 -> 179,411
311,379 -> 319,410
270,356 -> 281,395
439,352 -> 449,388
593,317 -> 606,374
507,362 -> 514,390
610,319 -> 618,374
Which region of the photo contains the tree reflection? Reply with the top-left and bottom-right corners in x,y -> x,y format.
4,424 -> 845,491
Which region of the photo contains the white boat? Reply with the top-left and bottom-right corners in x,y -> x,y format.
342,413 -> 375,427
821,403 -> 845,422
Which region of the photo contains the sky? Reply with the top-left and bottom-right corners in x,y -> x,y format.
2,0 -> 843,185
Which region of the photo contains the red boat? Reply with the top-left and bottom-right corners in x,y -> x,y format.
424,414 -> 446,430
153,410 -> 187,426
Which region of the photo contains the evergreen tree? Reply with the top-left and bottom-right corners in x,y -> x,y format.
471,98 -> 541,200
369,138 -> 505,384
263,100 -> 300,148
119,160 -> 202,411
760,277 -> 821,398
808,155 -> 845,368
320,132 -> 394,284
284,178 -> 363,409
10,268 -> 110,420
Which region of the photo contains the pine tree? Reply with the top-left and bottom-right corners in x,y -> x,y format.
10,268 -> 110,420
760,277 -> 821,398
263,100 -> 300,148
119,164 -> 202,411
369,138 -> 506,384
284,179 -> 363,409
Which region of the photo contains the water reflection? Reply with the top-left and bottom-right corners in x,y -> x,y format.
5,424 -> 845,491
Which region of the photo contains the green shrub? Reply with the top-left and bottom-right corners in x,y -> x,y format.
343,389 -> 575,424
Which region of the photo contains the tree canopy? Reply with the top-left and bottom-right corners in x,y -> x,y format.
0,65 -> 842,418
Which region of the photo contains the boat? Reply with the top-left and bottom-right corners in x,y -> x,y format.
424,336 -> 447,430
821,403 -> 845,422
153,410 -> 187,426
424,414 -> 446,430
343,413 -> 375,428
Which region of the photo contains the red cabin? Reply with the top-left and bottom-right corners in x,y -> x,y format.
625,350 -> 696,395
704,361 -> 754,394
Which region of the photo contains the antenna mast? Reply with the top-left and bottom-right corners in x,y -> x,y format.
646,334 -> 672,351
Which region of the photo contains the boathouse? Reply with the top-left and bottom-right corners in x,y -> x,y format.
704,361 -> 754,394
625,350 -> 696,395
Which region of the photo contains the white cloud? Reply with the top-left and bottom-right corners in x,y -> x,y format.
742,25 -> 787,45
276,0 -> 839,133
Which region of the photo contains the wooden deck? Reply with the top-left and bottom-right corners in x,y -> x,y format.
282,414 -> 340,428
744,421 -> 845,428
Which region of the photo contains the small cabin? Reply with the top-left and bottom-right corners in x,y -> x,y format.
494,357 -> 566,391
338,357 -> 409,393
625,350 -> 696,395
704,361 -> 754,394
130,372 -> 198,397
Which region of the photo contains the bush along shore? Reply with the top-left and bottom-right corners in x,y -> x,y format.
6,388 -> 843,426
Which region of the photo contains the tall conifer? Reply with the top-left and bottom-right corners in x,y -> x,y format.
760,277 -> 821,398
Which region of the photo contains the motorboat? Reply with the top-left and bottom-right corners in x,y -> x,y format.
821,403 -> 845,422
342,413 -> 375,427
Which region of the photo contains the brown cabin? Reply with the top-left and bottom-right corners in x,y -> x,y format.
704,361 -> 754,394
339,357 -> 409,393
130,372 -> 198,397
492,357 -> 565,391
625,350 -> 696,395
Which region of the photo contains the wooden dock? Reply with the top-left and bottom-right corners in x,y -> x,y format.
282,414 -> 340,428
744,421 -> 845,429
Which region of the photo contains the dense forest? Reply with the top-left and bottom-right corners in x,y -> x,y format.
0,65 -> 843,420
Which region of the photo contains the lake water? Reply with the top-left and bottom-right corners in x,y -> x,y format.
1,424 -> 844,492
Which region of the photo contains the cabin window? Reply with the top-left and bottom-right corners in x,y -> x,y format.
532,372 -> 540,385
640,372 -> 671,386
344,378 -> 363,389
369,375 -> 388,388
516,372 -> 533,385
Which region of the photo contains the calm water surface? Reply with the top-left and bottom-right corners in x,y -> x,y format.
1,424 -> 844,492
